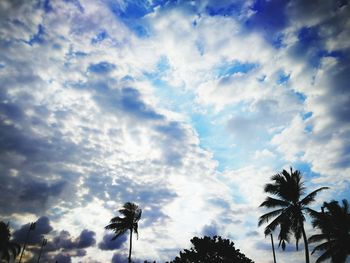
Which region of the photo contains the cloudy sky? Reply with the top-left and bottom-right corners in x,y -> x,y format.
0,0 -> 349,262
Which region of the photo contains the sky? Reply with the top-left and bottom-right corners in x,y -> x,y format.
0,0 -> 349,262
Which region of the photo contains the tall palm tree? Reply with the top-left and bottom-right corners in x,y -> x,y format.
258,168 -> 328,263
308,199 -> 350,263
105,202 -> 142,263
0,222 -> 21,262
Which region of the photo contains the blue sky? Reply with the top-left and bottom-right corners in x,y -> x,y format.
0,0 -> 349,262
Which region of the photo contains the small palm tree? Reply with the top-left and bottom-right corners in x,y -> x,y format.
105,202 -> 142,263
308,199 -> 350,263
258,168 -> 328,263
0,221 -> 21,262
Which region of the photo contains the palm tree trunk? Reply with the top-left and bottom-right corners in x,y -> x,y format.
36,244 -> 44,263
18,227 -> 31,263
37,238 -> 47,263
128,228 -> 133,263
301,224 -> 310,263
270,233 -> 277,263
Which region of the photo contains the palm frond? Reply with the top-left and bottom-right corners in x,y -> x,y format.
315,247 -> 333,263
341,199 -> 349,213
264,211 -> 289,234
133,223 -> 139,239
308,234 -> 328,244
259,197 -> 290,208
312,241 -> 332,254
258,208 -> 285,227
264,183 -> 280,196
300,187 -> 329,206
111,229 -> 128,241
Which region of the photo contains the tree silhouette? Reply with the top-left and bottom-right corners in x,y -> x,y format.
258,168 -> 328,263
18,222 -> 35,263
0,222 -> 21,263
308,199 -> 350,263
169,235 -> 254,263
105,202 -> 142,263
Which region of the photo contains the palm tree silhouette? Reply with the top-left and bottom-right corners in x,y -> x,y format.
308,199 -> 350,263
18,222 -> 35,263
0,221 -> 21,262
105,202 -> 142,263
258,168 -> 328,263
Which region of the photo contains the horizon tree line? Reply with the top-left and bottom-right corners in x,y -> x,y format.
1,167 -> 349,262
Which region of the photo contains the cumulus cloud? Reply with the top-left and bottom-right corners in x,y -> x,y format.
13,216 -> 53,245
98,233 -> 127,251
12,216 -> 96,262
52,229 -> 96,250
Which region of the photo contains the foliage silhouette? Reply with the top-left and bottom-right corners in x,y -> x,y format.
169,235 -> 254,263
0,222 -> 21,263
308,199 -> 350,263
258,167 -> 328,263
105,202 -> 142,263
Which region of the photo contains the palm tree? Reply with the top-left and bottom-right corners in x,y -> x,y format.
308,199 -> 350,262
269,231 -> 277,263
18,222 -> 35,263
0,222 -> 21,262
105,202 -> 142,263
258,167 -> 328,263
36,238 -> 47,263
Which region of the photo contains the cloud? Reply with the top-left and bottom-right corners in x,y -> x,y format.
201,221 -> 219,237
112,253 -> 129,263
52,229 -> 96,250
98,233 -> 127,251
88,61 -> 116,74
13,216 -> 53,245
246,231 -> 259,237
52,253 -> 72,263
12,216 -> 96,262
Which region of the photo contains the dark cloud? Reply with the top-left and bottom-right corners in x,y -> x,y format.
207,198 -> 230,210
11,217 -> 94,262
52,229 -> 96,250
13,216 -> 95,258
255,239 -> 302,253
112,253 -> 129,263
90,84 -> 164,121
98,233 -> 127,250
226,99 -> 298,145
88,61 -> 116,74
153,121 -> 191,167
246,231 -> 259,237
0,93 -> 83,215
202,221 -> 219,237
76,229 -> 96,249
119,87 -> 164,120
155,121 -> 185,140
13,216 -> 53,245
52,253 -> 72,263
111,253 -> 145,263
